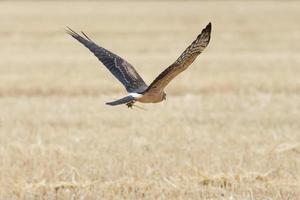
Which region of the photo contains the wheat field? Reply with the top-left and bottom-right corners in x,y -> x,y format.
0,1 -> 299,199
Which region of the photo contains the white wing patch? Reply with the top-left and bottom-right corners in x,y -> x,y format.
129,93 -> 143,99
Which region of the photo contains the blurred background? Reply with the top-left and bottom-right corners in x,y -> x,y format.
0,1 -> 299,199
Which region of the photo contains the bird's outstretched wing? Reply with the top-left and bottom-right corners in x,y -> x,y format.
144,22 -> 212,94
66,27 -> 148,93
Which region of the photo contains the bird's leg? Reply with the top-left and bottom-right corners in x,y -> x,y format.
126,100 -> 135,108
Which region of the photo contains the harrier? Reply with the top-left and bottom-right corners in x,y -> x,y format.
67,22 -> 211,108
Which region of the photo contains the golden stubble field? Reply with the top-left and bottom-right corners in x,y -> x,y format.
0,1 -> 300,199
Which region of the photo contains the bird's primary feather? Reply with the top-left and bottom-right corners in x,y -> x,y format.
144,22 -> 212,94
66,27 -> 148,93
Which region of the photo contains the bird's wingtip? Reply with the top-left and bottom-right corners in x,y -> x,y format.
197,22 -> 212,38
65,26 -> 75,35
65,26 -> 72,32
206,22 -> 212,31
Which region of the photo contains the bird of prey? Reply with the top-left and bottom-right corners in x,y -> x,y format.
67,22 -> 211,108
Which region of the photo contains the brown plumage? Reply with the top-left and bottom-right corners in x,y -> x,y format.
67,22 -> 212,108
144,22 -> 211,96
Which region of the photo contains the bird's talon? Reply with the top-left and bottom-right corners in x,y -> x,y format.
126,101 -> 135,108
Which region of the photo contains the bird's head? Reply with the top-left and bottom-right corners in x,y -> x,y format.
162,92 -> 167,101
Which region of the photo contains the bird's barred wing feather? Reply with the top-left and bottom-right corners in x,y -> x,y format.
145,22 -> 211,94
66,27 -> 148,93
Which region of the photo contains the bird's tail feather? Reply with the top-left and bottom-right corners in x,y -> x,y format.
106,95 -> 135,106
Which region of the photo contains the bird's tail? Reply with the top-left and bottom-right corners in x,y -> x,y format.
106,95 -> 135,106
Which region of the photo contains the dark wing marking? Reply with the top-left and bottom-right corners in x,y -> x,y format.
144,22 -> 212,94
66,27 -> 148,93
106,95 -> 135,106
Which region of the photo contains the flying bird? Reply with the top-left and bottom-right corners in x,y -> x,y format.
66,22 -> 211,108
